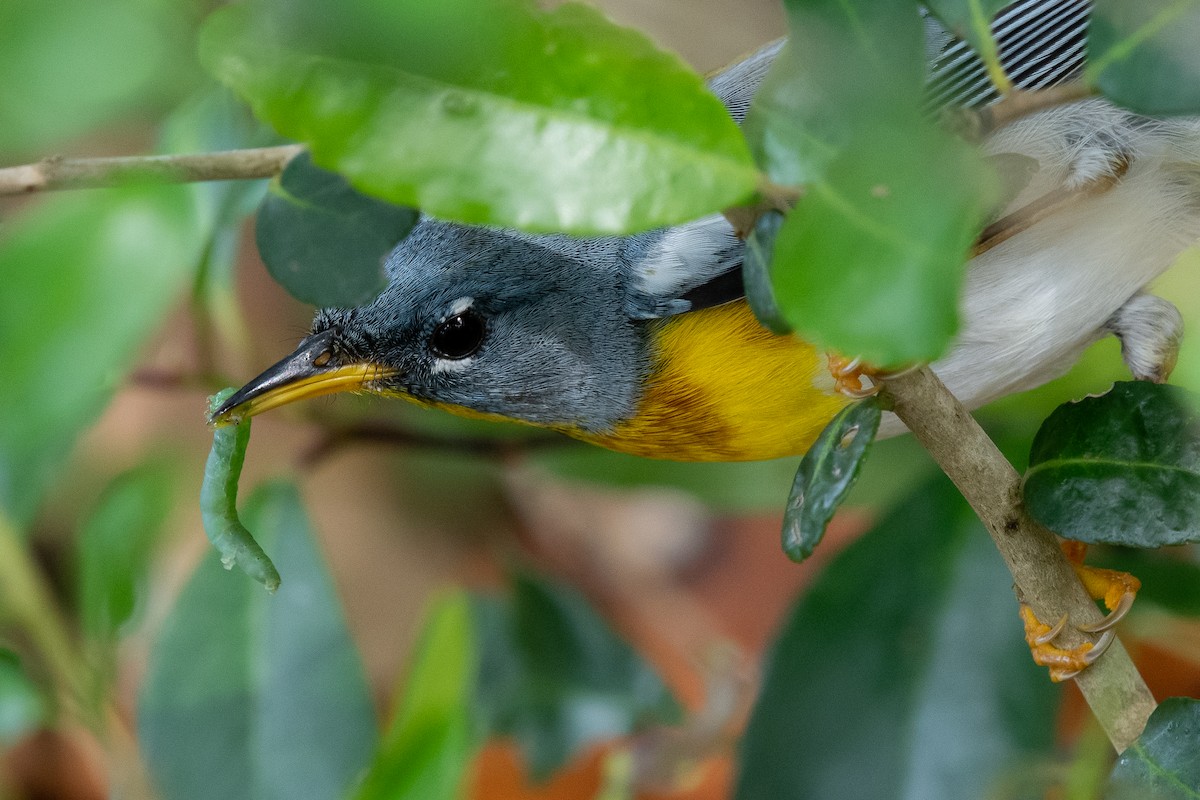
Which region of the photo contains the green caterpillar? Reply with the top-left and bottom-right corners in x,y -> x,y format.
201,388 -> 280,592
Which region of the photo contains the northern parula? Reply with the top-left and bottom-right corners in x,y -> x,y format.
213,0 -> 1198,459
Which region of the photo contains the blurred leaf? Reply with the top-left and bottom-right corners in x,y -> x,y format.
922,0 -> 1011,79
770,121 -> 995,365
782,398 -> 882,562
0,186 -> 203,528
77,462 -> 176,641
355,591 -> 479,800
744,0 -> 926,186
1094,547 -> 1200,617
140,482 -> 376,800
198,0 -> 758,234
475,572 -> 680,780
1023,382 -> 1200,547
735,477 -> 1058,800
1109,697 -> 1200,798
0,650 -> 45,746
743,211 -> 792,335
0,0 -> 201,157
256,152 -> 416,307
1089,0 -> 1200,116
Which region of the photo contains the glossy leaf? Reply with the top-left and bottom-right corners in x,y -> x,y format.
354,591 -> 479,800
736,478 -> 1058,800
0,187 -> 202,527
0,650 -> 45,746
1109,697 -> 1200,798
256,152 -> 416,307
1023,382 -> 1200,547
770,120 -> 995,365
77,463 -> 176,640
782,397 -> 882,562
476,572 -> 681,780
0,0 -> 198,156
743,211 -> 792,335
140,482 -> 376,800
1089,0 -> 1200,116
199,0 -> 759,235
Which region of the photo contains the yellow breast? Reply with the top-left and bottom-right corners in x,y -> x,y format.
581,301 -> 850,461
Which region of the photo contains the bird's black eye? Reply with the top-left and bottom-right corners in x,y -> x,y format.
430,309 -> 486,359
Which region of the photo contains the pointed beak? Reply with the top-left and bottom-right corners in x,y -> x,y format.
209,329 -> 397,424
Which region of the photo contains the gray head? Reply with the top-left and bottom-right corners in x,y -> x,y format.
213,218 -> 646,433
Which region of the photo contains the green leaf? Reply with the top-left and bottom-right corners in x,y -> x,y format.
782,398 -> 882,562
255,152 -> 416,307
200,389 -> 280,592
743,211 -> 793,335
735,477 -> 1058,800
1109,697 -> 1200,798
0,0 -> 200,157
354,591 -> 479,800
743,0 -> 926,186
922,0 -> 1012,88
1022,382 -> 1200,547
0,186 -> 203,527
770,121 -> 996,365
476,572 -> 680,780
139,482 -> 376,800
77,462 -> 176,641
0,650 -> 45,746
1088,0 -> 1200,116
198,0 -> 759,234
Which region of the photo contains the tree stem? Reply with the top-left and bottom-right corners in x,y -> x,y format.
881,366 -> 1156,752
0,146 -> 304,196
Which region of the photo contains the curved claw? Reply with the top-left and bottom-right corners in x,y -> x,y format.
1033,613 -> 1069,646
1078,591 -> 1135,634
1083,629 -> 1116,664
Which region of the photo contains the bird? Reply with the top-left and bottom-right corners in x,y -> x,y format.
213,1 -> 1198,457
213,0 -> 1199,679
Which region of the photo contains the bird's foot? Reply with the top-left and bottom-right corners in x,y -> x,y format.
826,355 -> 884,398
1104,292 -> 1184,383
1021,541 -> 1140,682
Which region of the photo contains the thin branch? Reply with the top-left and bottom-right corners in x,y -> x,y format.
299,422 -> 569,469
0,146 -> 304,196
881,367 -> 1156,752
964,82 -> 1100,141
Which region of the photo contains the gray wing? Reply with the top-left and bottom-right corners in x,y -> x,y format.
625,0 -> 1094,321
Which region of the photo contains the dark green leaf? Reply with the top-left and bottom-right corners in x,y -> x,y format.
476,572 -> 680,780
198,0 -> 759,234
256,152 -> 416,307
1023,382 -> 1200,547
140,482 -> 376,800
782,398 -> 882,562
743,211 -> 792,335
77,462 -> 176,640
1109,697 -> 1200,798
1089,0 -> 1200,116
0,0 -> 200,157
354,591 -> 479,800
200,389 -> 280,592
0,187 -> 203,527
736,477 -> 1058,800
770,121 -> 995,365
0,650 -> 45,745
